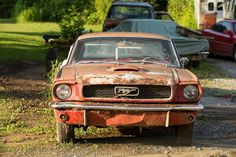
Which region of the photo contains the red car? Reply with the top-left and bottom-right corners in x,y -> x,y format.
202,20 -> 236,61
51,32 -> 203,145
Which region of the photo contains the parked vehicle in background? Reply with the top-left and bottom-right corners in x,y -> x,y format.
102,1 -> 155,31
202,20 -> 236,61
51,32 -> 203,145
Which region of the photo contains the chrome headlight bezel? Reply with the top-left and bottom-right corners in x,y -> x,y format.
55,84 -> 72,100
183,85 -> 199,100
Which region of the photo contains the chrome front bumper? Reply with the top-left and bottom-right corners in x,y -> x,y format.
51,102 -> 204,112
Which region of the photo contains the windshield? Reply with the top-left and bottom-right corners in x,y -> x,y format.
109,5 -> 151,19
71,37 -> 180,67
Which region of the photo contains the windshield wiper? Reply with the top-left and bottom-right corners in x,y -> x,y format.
78,61 -> 104,64
121,60 -> 168,67
78,60 -> 117,64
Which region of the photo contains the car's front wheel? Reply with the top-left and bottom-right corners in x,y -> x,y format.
174,123 -> 194,146
56,122 -> 75,143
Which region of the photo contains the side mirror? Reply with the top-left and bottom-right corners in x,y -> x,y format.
180,57 -> 189,67
223,30 -> 233,37
60,59 -> 68,68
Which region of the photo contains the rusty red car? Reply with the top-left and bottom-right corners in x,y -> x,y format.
202,20 -> 236,61
51,32 -> 203,145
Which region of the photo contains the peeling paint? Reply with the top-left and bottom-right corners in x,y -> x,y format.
118,73 -> 142,80
77,73 -> 173,85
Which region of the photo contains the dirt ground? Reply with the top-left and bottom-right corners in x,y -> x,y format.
0,58 -> 236,157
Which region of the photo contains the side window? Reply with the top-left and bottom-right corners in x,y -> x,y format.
221,22 -> 231,31
208,2 -> 214,11
212,22 -> 227,33
217,2 -> 223,11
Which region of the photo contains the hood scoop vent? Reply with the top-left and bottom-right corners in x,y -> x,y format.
108,66 -> 148,72
114,68 -> 139,72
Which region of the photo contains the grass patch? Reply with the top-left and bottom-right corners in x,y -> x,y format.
0,19 -> 60,62
0,18 -> 103,63
190,61 -> 226,79
0,18 -> 16,24
0,98 -> 54,136
190,61 -> 236,96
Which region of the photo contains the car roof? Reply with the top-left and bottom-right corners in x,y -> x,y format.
111,1 -> 152,7
78,32 -> 169,41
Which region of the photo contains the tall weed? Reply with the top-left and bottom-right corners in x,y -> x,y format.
46,60 -> 62,100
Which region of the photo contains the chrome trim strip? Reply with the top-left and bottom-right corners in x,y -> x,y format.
51,103 -> 204,111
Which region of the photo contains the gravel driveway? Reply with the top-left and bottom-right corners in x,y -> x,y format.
1,58 -> 236,157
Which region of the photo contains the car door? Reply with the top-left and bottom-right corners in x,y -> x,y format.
214,21 -> 233,56
208,21 -> 233,56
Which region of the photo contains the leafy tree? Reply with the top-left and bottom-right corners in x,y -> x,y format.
14,0 -> 92,22
0,0 -> 17,18
224,0 -> 236,19
59,5 -> 85,42
87,0 -> 113,24
168,0 -> 197,29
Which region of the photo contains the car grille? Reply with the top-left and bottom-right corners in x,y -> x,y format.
82,85 -> 171,99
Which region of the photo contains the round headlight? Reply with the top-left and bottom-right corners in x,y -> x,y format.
183,85 -> 199,100
55,84 -> 72,100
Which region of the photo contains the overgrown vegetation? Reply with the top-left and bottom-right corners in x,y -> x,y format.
46,60 -> 62,100
87,0 -> 113,24
14,0 -> 93,23
59,5 -> 85,42
167,0 -> 197,29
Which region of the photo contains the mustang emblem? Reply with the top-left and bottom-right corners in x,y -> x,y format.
114,86 -> 139,96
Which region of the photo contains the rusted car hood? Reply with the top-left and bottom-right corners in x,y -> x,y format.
70,64 -> 198,85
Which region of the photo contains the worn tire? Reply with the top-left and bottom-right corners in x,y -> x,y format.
233,46 -> 236,62
175,123 -> 194,146
56,122 -> 75,143
207,52 -> 214,58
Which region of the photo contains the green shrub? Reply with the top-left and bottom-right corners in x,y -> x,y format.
87,12 -> 100,24
87,0 -> 112,24
168,0 -> 197,29
16,6 -> 42,23
59,5 -> 85,42
13,0 -> 92,22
